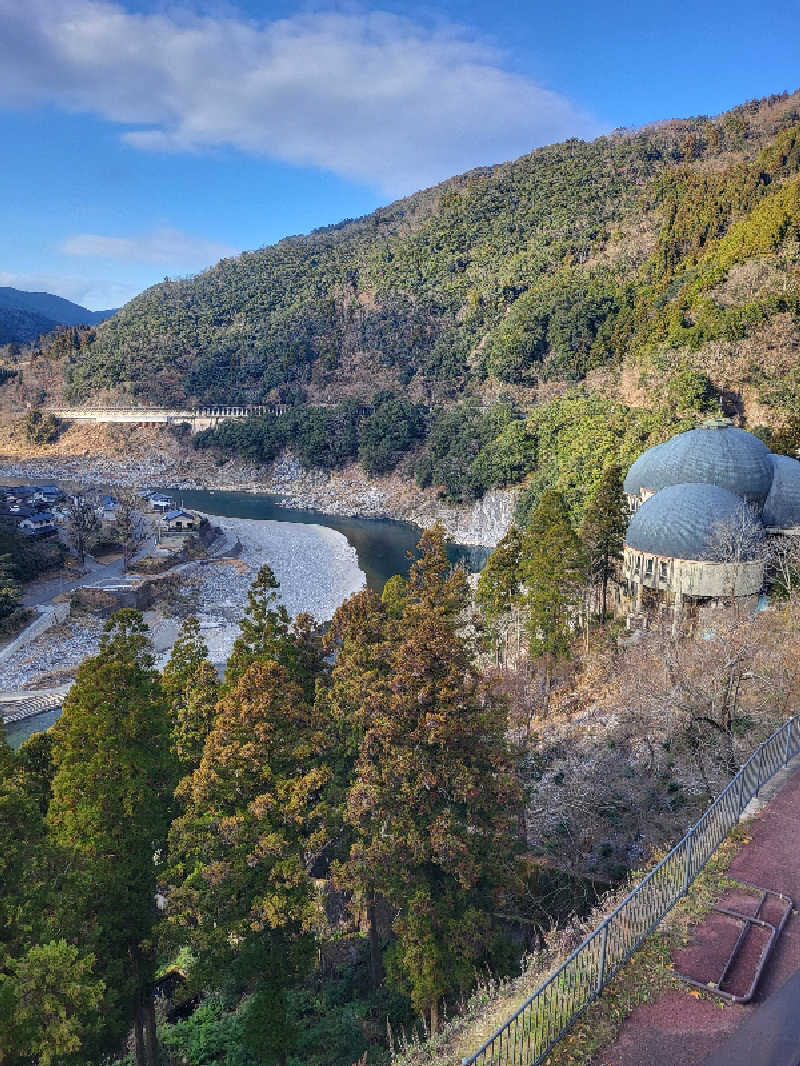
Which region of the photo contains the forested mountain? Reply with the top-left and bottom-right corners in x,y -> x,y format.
0,287 -> 117,327
53,90 -> 800,419
0,287 -> 116,345
0,303 -> 59,346
4,92 -> 800,516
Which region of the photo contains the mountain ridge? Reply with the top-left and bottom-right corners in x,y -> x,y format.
0,287 -> 117,346
2,89 -> 799,516
38,89 -> 798,416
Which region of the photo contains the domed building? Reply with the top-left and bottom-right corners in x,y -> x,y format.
763,454 -> 800,531
623,421 -> 774,510
621,484 -> 764,612
619,420 -> 799,617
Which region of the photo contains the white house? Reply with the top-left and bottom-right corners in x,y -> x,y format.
161,508 -> 198,532
149,493 -> 174,513
19,511 -> 57,535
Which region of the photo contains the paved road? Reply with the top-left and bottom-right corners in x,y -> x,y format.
22,554 -> 126,606
591,762 -> 800,1066
22,528 -> 156,607
700,969 -> 800,1066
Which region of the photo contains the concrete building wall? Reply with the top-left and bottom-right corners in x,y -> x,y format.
621,545 -> 763,612
48,405 -> 287,433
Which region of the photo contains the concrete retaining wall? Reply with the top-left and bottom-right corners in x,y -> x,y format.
0,602 -> 70,664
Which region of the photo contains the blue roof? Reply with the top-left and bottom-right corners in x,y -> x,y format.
27,511 -> 55,522
625,483 -> 763,561
763,454 -> 800,528
623,425 -> 774,505
164,509 -> 194,520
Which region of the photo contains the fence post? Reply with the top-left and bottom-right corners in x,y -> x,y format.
737,769 -> 746,819
683,829 -> 695,896
755,746 -> 764,796
786,720 -> 794,766
597,922 -> 609,996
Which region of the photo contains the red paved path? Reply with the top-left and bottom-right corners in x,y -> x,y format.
590,763 -> 800,1066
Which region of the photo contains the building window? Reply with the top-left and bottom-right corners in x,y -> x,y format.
645,557 -> 653,577
634,555 -> 640,574
660,561 -> 668,581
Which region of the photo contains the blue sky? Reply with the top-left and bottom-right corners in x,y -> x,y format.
0,0 -> 798,310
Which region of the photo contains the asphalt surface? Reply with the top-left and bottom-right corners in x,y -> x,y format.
590,762 -> 800,1066
699,969 -> 800,1066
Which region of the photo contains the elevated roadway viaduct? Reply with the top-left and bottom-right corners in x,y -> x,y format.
47,405 -> 287,433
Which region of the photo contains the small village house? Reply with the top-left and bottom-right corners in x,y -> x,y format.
18,511 -> 57,536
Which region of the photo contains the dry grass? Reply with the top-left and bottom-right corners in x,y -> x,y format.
392,825 -> 751,1066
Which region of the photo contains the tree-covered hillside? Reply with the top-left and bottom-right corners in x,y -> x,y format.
54,91 -> 800,420
0,288 -> 116,346
0,304 -> 60,347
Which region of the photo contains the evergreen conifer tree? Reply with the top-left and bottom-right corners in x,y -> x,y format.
0,553 -> 21,621
337,528 -> 521,1034
167,660 -> 331,1066
475,525 -> 523,624
162,617 -> 218,771
161,616 -> 209,712
579,463 -> 628,621
224,564 -> 296,689
322,587 -> 392,987
0,736 -> 103,1064
47,610 -> 175,1065
172,661 -> 219,773
521,490 -> 585,699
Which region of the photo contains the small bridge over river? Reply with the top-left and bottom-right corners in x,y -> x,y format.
48,405 -> 288,434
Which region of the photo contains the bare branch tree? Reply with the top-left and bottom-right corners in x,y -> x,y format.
765,535 -> 800,598
707,501 -> 765,564
113,490 -> 143,572
706,500 -> 766,606
64,492 -> 100,570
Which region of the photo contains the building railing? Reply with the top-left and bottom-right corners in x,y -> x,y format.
463,715 -> 799,1066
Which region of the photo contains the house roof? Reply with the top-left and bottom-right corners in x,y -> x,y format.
25,511 -> 55,523
624,483 -> 763,561
163,509 -> 194,521
623,424 -> 774,505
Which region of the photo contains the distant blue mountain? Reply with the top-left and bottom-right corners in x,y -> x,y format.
0,287 -> 118,346
0,287 -> 117,327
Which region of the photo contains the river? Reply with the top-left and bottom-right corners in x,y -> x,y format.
3,487 -> 489,749
156,487 -> 488,591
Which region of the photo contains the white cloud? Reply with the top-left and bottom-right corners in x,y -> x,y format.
0,271 -> 139,311
61,226 -> 237,266
0,1 -> 603,195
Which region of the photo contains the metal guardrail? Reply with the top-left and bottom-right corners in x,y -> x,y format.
463,715 -> 799,1066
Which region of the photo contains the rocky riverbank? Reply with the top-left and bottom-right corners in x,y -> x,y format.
0,421 -> 515,547
0,616 -> 105,691
0,514 -> 365,691
182,515 -> 366,667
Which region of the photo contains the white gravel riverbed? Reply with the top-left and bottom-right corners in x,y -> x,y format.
1,515 -> 366,690
182,515 -> 366,667
0,617 -> 106,691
